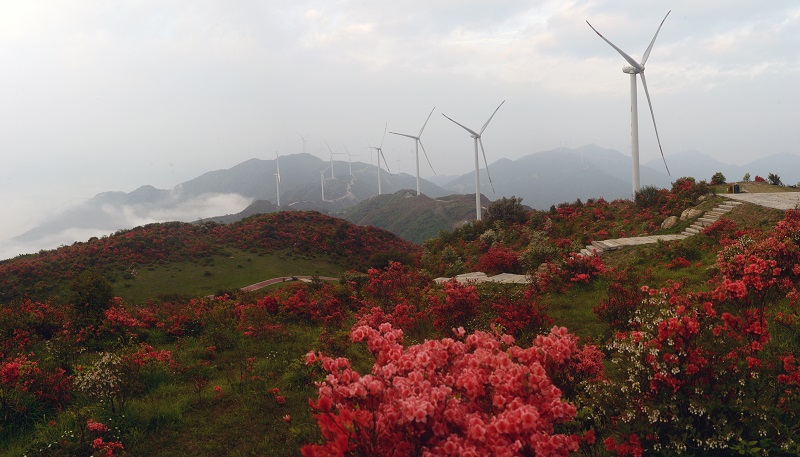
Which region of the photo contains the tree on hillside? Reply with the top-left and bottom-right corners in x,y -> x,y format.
710,172 -> 726,185
634,185 -> 663,209
742,173 -> 751,182
485,196 -> 528,224
69,270 -> 114,324
768,173 -> 783,186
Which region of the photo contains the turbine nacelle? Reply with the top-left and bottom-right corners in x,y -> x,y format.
622,65 -> 642,74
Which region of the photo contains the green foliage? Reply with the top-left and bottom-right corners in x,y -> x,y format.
634,185 -> 663,208
485,196 -> 528,224
69,270 -> 114,324
519,230 -> 559,272
711,171 -> 726,185
768,172 -> 783,186
742,172 -> 751,182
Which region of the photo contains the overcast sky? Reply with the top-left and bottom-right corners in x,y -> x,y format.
2,1 -> 800,257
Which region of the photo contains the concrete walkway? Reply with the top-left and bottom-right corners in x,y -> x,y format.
723,192 -> 800,211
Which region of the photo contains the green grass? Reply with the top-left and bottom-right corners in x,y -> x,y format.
543,281 -> 608,341
113,249 -> 344,304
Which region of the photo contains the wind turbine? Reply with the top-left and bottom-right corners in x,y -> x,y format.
343,145 -> 358,176
587,11 -> 671,197
390,107 -> 436,196
442,101 -> 504,221
297,132 -> 310,155
320,166 -> 330,202
275,151 -> 281,208
369,123 -> 392,195
324,140 -> 341,179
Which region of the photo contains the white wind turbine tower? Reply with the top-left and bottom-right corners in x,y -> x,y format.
587,11 -> 671,197
369,123 -> 392,195
390,107 -> 437,196
275,151 -> 282,208
442,101 -> 504,221
297,132 -> 310,155
324,140 -> 340,179
343,145 -> 358,176
320,166 -> 331,202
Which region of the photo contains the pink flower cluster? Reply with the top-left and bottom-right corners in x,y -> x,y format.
303,323 -> 588,456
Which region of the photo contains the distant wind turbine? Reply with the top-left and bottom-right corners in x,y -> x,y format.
320,166 -> 330,202
369,123 -> 392,195
297,132 -> 310,155
275,151 -> 281,208
324,140 -> 338,179
587,11 -> 671,197
343,145 -> 358,176
390,107 -> 436,196
442,101 -> 504,221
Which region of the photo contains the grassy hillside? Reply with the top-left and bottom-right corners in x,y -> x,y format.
339,190 -> 489,244
0,210 -> 418,304
3,179 -> 800,455
113,248 -> 343,305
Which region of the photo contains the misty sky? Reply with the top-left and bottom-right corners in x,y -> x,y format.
2,1 -> 800,258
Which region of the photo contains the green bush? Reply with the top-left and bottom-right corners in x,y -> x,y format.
634,185 -> 664,208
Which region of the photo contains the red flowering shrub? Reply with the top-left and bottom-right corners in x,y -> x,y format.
488,289 -> 552,338
754,175 -> 766,182
665,256 -> 691,269
589,275 -> 795,454
702,217 -> 737,242
303,323 -> 586,456
428,280 -> 480,332
476,245 -> 521,275
593,270 -> 649,331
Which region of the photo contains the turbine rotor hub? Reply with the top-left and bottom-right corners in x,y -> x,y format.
623,65 -> 642,74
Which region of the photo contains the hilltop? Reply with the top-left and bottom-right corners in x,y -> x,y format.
338,190 -> 499,244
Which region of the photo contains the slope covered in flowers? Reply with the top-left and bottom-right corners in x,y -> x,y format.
421,178 -> 708,278
3,178 -> 800,455
0,211 -> 418,302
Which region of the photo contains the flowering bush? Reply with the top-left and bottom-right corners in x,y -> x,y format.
303,323 -> 591,456
593,269 -> 649,331
476,245 -> 521,275
428,280 -> 480,332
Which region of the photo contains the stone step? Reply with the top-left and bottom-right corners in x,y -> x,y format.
706,210 -> 727,217
591,240 -> 620,251
698,216 -> 718,224
684,226 -> 701,235
579,248 -> 595,257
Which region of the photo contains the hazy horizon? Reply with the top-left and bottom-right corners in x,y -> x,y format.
3,1 -> 799,259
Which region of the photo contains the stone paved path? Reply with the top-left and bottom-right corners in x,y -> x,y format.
434,193 -> 797,284
723,192 -> 800,211
579,199 -> 743,257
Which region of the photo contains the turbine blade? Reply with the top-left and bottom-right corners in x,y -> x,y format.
380,122 -> 387,148
586,20 -> 643,70
418,139 -> 436,175
325,139 -> 334,155
642,11 -> 671,65
418,106 -> 436,137
478,137 -> 495,194
390,131 -> 418,140
442,113 -> 479,137
380,150 -> 391,174
640,73 -> 670,176
480,100 -> 505,135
